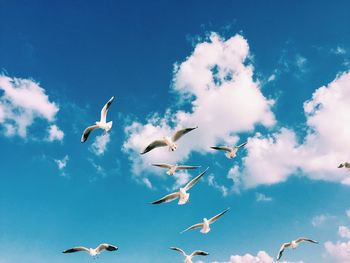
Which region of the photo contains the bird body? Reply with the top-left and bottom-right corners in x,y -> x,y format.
170,247 -> 209,263
81,96 -> 114,143
151,168 -> 208,205
277,237 -> 318,261
211,142 -> 247,159
141,127 -> 197,154
338,162 -> 350,169
63,243 -> 118,258
181,208 -> 230,234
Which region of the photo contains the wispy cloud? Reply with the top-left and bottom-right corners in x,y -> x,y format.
54,155 -> 69,176
256,193 -> 272,202
311,214 -> 334,227
90,133 -> 110,156
208,174 -> 228,197
47,124 -> 64,142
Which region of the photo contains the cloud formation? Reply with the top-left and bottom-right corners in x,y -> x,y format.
0,75 -> 62,140
123,33 -> 275,185
90,133 -> 111,156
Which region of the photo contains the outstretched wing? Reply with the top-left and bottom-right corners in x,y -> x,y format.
184,167 -> 209,191
277,243 -> 290,261
209,208 -> 230,224
96,243 -> 118,253
100,96 -> 114,123
190,250 -> 209,257
176,165 -> 201,170
295,237 -> 318,244
180,223 -> 203,234
172,127 -> 197,142
150,192 -> 179,204
62,247 -> 89,253
235,142 -> 247,149
81,125 -> 99,143
210,146 -> 232,152
170,247 -> 186,256
141,140 -> 167,154
152,163 -> 173,169
338,163 -> 344,168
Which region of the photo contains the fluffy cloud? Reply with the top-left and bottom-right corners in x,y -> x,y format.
311,214 -> 333,227
54,155 -> 69,176
47,124 -> 64,142
256,193 -> 272,202
212,251 -> 303,263
338,226 -> 350,239
123,33 -> 275,185
0,75 -> 60,139
234,71 -> 350,189
90,133 -> 110,156
325,241 -> 350,263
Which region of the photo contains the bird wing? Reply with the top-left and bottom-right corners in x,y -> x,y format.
150,192 -> 180,204
338,163 -> 344,168
96,243 -> 118,253
62,247 -> 89,253
295,237 -> 318,244
210,146 -> 232,152
176,165 -> 201,170
81,125 -> 99,143
100,96 -> 114,123
141,140 -> 167,154
235,141 -> 248,149
184,167 -> 209,191
172,127 -> 197,142
170,247 -> 186,256
151,163 -> 173,169
277,243 -> 290,261
180,223 -> 203,234
209,208 -> 230,224
190,250 -> 209,257
345,162 -> 350,168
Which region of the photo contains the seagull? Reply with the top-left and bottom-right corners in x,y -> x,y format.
62,243 -> 118,258
211,142 -> 247,159
81,96 -> 114,143
151,167 -> 208,205
140,127 -> 198,154
338,162 -> 350,169
151,163 -> 201,176
170,247 -> 209,263
277,237 -> 318,261
181,208 -> 230,234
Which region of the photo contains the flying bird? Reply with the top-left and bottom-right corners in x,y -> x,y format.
181,208 -> 230,234
211,142 -> 247,159
151,163 -> 201,176
338,162 -> 350,169
140,127 -> 198,154
277,237 -> 318,261
170,247 -> 209,263
151,167 -> 208,205
62,243 -> 118,258
81,96 -> 114,143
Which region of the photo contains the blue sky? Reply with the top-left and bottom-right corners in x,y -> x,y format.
1,1 -> 350,262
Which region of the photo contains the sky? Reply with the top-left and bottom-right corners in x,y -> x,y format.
1,0 -> 350,262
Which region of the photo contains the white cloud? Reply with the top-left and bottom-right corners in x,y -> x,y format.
212,251 -> 303,263
0,75 -> 59,138
235,71 -> 350,189
346,209 -> 350,218
256,193 -> 272,202
47,124 -> 64,142
311,214 -> 333,227
339,226 -> 350,239
54,155 -> 69,176
123,33 -> 275,186
325,240 -> 350,263
90,133 -> 110,156
208,174 -> 228,196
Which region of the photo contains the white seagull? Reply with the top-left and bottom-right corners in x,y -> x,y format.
277,237 -> 318,261
140,127 -> 198,154
81,96 -> 114,143
62,243 -> 118,258
170,247 -> 209,263
151,167 -> 208,205
338,162 -> 350,169
211,141 -> 247,159
181,208 -> 230,234
151,163 -> 201,176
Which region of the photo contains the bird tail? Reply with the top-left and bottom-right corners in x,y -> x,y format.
107,121 -> 113,130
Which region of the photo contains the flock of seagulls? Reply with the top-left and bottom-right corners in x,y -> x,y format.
70,96 -> 333,262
